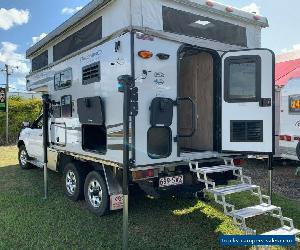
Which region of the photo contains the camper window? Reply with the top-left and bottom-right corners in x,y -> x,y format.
162,6 -> 247,47
61,95 -> 72,117
54,68 -> 72,91
32,50 -> 48,72
289,95 -> 300,113
53,17 -> 102,62
224,56 -> 261,103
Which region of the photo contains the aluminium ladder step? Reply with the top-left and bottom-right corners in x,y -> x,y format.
190,165 -> 241,174
209,183 -> 258,195
230,203 -> 278,219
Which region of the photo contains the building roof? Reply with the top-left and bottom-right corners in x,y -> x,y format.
275,58 -> 300,87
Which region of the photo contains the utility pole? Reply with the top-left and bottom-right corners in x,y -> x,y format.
1,64 -> 18,144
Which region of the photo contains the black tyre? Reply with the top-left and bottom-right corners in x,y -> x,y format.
296,141 -> 300,161
84,171 -> 109,216
18,145 -> 31,170
63,162 -> 86,201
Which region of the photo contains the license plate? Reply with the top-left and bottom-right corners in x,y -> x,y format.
159,175 -> 184,188
110,194 -> 123,211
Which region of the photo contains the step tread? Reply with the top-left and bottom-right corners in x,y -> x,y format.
230,203 -> 278,219
190,165 -> 240,174
261,226 -> 300,236
210,183 -> 258,195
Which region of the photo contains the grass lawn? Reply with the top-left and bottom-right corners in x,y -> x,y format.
0,146 -> 299,249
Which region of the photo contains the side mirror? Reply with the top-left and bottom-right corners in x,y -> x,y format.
22,121 -> 30,128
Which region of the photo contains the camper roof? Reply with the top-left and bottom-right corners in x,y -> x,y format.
26,0 -> 269,58
26,0 -> 112,58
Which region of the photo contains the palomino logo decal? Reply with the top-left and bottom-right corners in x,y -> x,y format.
154,72 -> 165,85
295,121 -> 300,127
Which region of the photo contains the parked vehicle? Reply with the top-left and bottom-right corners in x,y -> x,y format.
17,0 -> 299,239
278,78 -> 300,161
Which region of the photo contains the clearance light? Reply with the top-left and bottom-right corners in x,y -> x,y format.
226,6 -> 234,12
233,158 -> 244,166
138,50 -> 153,59
206,1 -> 214,7
132,169 -> 155,181
286,135 -> 292,142
279,135 -> 285,140
254,15 -> 261,21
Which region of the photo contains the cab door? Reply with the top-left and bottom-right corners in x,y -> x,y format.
221,49 -> 275,153
26,115 -> 44,161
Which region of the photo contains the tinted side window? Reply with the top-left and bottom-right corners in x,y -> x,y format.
162,6 -> 247,47
32,50 -> 48,72
224,56 -> 261,102
53,17 -> 102,62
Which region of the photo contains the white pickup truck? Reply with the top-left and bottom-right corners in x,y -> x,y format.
18,115 -> 44,169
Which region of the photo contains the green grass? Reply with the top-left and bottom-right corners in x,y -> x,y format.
0,146 -> 299,249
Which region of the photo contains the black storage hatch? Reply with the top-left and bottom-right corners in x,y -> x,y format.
77,96 -> 105,125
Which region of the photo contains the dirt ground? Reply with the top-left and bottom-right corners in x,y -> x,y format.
243,159 -> 300,201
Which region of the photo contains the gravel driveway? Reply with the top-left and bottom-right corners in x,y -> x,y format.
243,159 -> 300,201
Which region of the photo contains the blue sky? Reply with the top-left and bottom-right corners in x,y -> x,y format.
0,0 -> 299,91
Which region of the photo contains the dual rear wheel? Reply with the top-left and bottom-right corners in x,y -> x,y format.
63,162 -> 109,216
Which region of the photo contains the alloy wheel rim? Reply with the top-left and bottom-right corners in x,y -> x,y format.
20,150 -> 27,166
66,170 -> 77,195
88,179 -> 102,208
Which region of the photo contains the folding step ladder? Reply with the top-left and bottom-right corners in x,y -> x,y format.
189,159 -> 300,241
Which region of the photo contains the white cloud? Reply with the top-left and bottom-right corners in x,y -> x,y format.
0,42 -> 30,88
0,8 -> 30,30
61,6 -> 83,15
240,3 -> 260,14
31,33 -> 47,45
281,44 -> 300,53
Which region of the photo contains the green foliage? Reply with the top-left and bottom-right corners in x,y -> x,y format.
0,96 -> 42,145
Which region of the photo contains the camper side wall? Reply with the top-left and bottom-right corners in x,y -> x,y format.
27,33 -> 133,165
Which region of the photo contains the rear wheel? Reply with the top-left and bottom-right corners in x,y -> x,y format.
63,162 -> 86,201
296,141 -> 300,160
18,145 -> 30,170
84,171 -> 109,216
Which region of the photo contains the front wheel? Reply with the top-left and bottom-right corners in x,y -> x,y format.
84,171 -> 109,216
18,145 -> 31,169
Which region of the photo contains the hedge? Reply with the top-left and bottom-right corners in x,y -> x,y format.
0,96 -> 42,145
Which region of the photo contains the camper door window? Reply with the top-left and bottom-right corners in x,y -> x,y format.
289,95 -> 300,113
54,68 -> 72,91
224,56 -> 261,103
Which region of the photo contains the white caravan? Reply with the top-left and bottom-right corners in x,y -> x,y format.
279,78 -> 300,161
18,0 -> 300,239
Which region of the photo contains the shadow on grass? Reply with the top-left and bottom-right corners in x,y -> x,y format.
0,164 -> 248,250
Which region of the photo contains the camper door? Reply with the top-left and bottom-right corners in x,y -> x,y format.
221,49 -> 274,154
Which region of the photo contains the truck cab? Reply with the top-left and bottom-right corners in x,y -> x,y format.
18,115 -> 44,168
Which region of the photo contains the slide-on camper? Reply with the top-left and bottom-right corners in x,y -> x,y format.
275,56 -> 300,161
279,78 -> 300,161
18,0 -> 300,238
